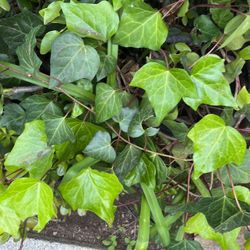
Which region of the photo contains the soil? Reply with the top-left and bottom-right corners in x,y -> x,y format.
28,193 -> 163,250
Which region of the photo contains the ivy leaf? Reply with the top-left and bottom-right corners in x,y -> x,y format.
0,204 -> 20,237
59,168 -> 123,225
168,240 -> 203,250
95,83 -> 122,123
113,145 -> 142,180
0,10 -> 42,53
0,0 -> 10,11
228,186 -> 250,206
45,117 -> 75,145
0,178 -> 56,231
4,120 -> 54,179
16,26 -> 42,74
40,30 -> 60,55
61,1 -> 119,41
21,95 -> 63,121
187,196 -> 250,232
113,2 -> 168,50
220,150 -> 250,186
0,103 -> 26,134
50,32 -> 100,88
239,45 -> 250,60
96,53 -> 116,81
220,15 -> 250,48
210,8 -> 233,29
183,55 -> 237,110
188,114 -> 246,179
83,131 -> 116,163
130,62 -> 196,124
237,86 -> 250,108
185,213 -> 241,250
39,1 -> 62,25
55,119 -> 104,161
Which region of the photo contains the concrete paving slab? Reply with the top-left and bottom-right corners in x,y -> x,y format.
0,238 -> 97,250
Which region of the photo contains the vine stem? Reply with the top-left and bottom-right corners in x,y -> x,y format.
135,195 -> 150,250
191,176 -> 211,197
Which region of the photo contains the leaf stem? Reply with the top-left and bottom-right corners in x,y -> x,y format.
107,40 -> 118,88
191,176 -> 211,197
141,183 -> 170,247
135,195 -> 150,250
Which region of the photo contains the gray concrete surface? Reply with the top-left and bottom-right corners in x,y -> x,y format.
0,238 -> 97,250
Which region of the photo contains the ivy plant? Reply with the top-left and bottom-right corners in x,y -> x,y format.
0,0 -> 250,249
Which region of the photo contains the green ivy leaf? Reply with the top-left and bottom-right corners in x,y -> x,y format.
239,45 -> 250,60
237,86 -> 250,108
0,0 -> 10,11
16,26 -> 42,74
0,10 -> 43,53
0,178 -> 56,231
50,32 -> 100,87
45,117 -> 75,145
113,145 -> 142,180
187,196 -> 250,232
61,1 -> 119,41
4,120 -> 54,179
228,186 -> 250,206
21,95 -> 62,121
96,53 -> 116,81
113,2 -> 168,50
220,150 -> 250,186
220,15 -> 250,48
0,103 -> 26,134
168,240 -> 203,250
39,1 -> 62,25
210,8 -> 233,29
95,83 -> 122,123
83,131 -> 116,163
0,204 -> 20,237
183,55 -> 237,110
130,62 -> 196,124
40,30 -> 60,55
59,168 -> 123,225
185,213 -> 241,250
188,114 -> 246,179
55,119 -> 104,161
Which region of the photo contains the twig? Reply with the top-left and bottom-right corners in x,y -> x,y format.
217,171 -> 226,196
4,86 -> 43,96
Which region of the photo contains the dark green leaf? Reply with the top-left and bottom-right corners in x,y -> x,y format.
0,104 -> 25,134
50,32 -> 100,87
96,53 -> 116,81
59,168 -> 123,225
83,131 -> 116,163
210,8 -> 233,29
168,240 -> 203,250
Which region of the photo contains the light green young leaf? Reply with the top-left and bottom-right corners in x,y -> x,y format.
113,145 -> 142,180
55,119 -> 104,161
130,62 -> 196,124
220,150 -> 250,186
113,2 -> 168,50
0,10 -> 42,52
0,0 -> 10,11
45,117 -> 75,145
16,26 -> 42,73
168,240 -> 203,250
112,0 -> 122,10
4,120 -> 54,179
220,15 -> 250,48
177,0 -> 189,18
0,178 -> 56,231
239,45 -> 250,60
188,114 -> 246,179
40,30 -> 60,55
50,32 -> 100,87
185,213 -> 241,250
0,103 -> 26,134
59,168 -> 123,225
0,204 -> 20,237
228,186 -> 250,206
21,95 -> 63,121
183,55 -> 237,110
61,1 -> 119,41
237,86 -> 250,108
39,1 -> 62,25
83,131 -> 116,163
95,83 -> 122,123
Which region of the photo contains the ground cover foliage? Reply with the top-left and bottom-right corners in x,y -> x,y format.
0,0 -> 250,249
